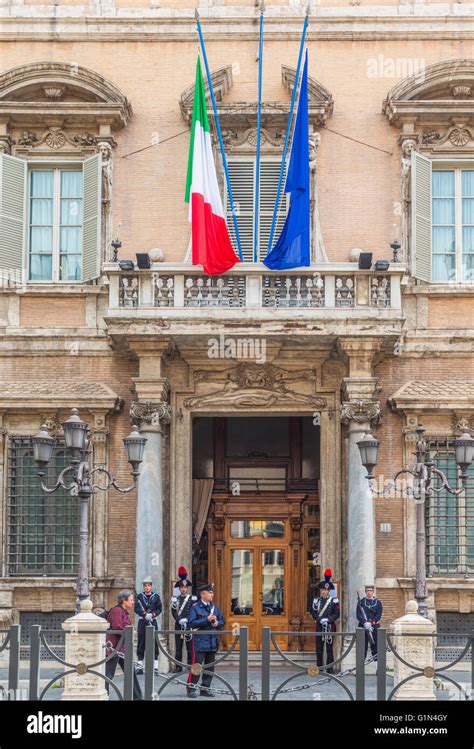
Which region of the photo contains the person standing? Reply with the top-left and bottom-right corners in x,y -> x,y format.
105,590 -> 143,700
187,583 -> 224,698
356,585 -> 383,660
310,569 -> 340,674
170,573 -> 196,672
134,576 -> 163,674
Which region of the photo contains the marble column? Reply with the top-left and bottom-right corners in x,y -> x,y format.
341,401 -> 381,631
131,401 -> 171,672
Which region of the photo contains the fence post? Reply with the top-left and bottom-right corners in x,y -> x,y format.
29,625 -> 41,701
123,625 -> 134,701
262,627 -> 271,701
355,627 -> 366,701
391,600 -> 435,701
61,600 -> 109,701
8,624 -> 20,699
471,634 -> 474,700
144,625 -> 155,700
377,628 -> 387,701
238,626 -> 248,701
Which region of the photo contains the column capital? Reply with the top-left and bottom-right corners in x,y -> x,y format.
340,400 -> 382,425
130,400 -> 171,428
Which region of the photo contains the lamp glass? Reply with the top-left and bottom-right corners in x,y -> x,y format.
62,408 -> 88,452
32,425 -> 56,465
454,431 -> 474,470
357,432 -> 380,471
123,426 -> 147,465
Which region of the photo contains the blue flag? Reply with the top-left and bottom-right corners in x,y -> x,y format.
263,51 -> 310,270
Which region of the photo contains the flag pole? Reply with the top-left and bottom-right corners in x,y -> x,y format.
254,1 -> 265,263
195,10 -> 243,261
267,7 -> 309,254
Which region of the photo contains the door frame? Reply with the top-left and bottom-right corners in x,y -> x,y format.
206,490 -> 319,650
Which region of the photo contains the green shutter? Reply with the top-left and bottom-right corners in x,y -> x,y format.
0,154 -> 26,280
260,160 -> 288,260
82,153 -> 102,282
226,160 -> 254,262
411,150 -> 432,283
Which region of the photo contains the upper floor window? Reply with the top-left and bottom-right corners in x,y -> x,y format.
412,153 -> 474,284
432,168 -> 474,283
225,158 -> 288,262
29,168 -> 83,282
0,153 -> 101,284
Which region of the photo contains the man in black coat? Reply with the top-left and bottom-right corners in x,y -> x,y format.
170,577 -> 197,671
310,569 -> 340,673
134,576 -> 163,674
356,584 -> 383,660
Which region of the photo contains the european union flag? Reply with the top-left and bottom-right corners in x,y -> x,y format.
264,51 -> 310,270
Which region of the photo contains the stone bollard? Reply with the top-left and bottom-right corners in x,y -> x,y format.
61,599 -> 110,701
391,599 -> 436,701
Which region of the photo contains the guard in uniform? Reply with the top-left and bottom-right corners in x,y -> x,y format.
310,568 -> 340,673
356,584 -> 383,659
187,583 -> 225,698
134,576 -> 163,674
170,567 -> 197,671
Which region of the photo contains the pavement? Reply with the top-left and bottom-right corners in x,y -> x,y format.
0,662 -> 471,701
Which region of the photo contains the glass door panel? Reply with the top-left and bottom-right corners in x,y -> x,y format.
261,549 -> 285,616
230,549 -> 254,616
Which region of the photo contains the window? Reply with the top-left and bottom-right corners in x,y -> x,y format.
0,153 -> 101,284
226,159 -> 288,262
28,168 -> 83,281
432,169 -> 474,282
7,437 -> 80,576
411,152 -> 474,283
426,438 -> 474,575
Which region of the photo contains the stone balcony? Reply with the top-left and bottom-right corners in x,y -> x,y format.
103,262 -> 406,350
105,262 -> 404,313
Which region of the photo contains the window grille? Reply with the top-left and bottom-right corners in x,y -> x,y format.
426,438 -> 474,576
7,438 -> 80,576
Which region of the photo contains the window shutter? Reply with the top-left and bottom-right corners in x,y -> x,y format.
0,154 -> 26,281
226,160 -> 254,262
82,153 -> 102,282
259,160 -> 288,260
411,150 -> 432,282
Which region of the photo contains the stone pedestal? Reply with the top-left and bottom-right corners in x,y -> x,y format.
61,599 -> 109,701
391,600 -> 436,701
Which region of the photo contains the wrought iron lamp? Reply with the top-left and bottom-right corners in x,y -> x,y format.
32,408 -> 147,611
357,424 -> 473,617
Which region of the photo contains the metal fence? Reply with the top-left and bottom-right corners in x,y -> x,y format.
0,624 -> 472,701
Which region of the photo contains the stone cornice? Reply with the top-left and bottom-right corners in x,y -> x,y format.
3,10 -> 474,42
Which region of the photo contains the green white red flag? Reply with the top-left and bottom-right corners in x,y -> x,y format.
185,56 -> 240,275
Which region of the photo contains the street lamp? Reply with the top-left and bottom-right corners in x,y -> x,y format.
357,424 -> 473,618
32,408 -> 147,611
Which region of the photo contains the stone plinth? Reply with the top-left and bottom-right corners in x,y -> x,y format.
391,599 -> 436,701
61,599 -> 110,701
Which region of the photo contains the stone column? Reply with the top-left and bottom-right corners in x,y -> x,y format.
391,599 -> 436,701
131,401 -> 170,595
339,336 -> 383,632
341,400 -> 381,631
61,599 -> 109,701
130,400 -> 171,673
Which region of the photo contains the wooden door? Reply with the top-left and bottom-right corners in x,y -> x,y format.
224,519 -> 290,650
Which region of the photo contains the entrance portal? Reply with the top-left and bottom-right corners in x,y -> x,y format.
192,416 -> 322,650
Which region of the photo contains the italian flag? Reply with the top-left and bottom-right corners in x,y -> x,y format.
185,57 -> 240,275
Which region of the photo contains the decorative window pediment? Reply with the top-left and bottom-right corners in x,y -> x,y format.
180,63 -> 333,131
383,59 -> 474,155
